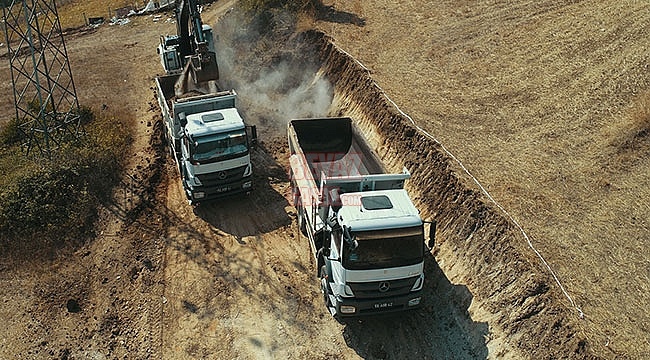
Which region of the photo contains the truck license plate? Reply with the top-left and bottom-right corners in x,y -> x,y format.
216,186 -> 231,193
374,302 -> 393,309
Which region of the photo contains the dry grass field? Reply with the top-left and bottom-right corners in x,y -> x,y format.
57,0 -> 143,29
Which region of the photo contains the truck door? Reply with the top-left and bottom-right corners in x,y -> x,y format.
329,229 -> 345,289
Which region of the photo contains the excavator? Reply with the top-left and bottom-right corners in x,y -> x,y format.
157,0 -> 219,96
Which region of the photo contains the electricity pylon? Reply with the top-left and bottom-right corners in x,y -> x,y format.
2,0 -> 81,157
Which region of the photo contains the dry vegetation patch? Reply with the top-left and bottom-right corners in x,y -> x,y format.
615,91 -> 650,158
0,108 -> 132,259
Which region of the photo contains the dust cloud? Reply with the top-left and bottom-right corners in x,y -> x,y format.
239,62 -> 332,122
212,8 -> 333,132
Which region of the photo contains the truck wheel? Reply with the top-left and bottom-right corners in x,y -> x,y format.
320,266 -> 331,307
297,200 -> 307,236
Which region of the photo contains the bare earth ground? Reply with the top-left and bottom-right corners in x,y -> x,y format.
0,0 -> 648,359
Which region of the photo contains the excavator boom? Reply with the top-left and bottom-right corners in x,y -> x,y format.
168,0 -> 219,95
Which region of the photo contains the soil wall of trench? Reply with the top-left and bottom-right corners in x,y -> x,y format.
303,30 -> 598,359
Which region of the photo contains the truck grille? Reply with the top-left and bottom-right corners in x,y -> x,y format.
348,276 -> 419,299
196,165 -> 248,187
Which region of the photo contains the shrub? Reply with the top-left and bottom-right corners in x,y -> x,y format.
0,107 -> 130,256
0,118 -> 25,146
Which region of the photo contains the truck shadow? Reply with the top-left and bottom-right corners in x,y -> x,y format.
191,141 -> 292,239
340,253 -> 489,359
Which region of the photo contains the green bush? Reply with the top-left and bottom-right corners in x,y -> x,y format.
0,118 -> 25,146
1,105 -> 94,146
0,107 -> 130,254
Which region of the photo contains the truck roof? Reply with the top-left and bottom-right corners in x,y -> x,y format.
185,108 -> 245,137
337,189 -> 422,232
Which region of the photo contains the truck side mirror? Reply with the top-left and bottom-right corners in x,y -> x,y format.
323,230 -> 331,250
427,220 -> 437,250
328,188 -> 342,212
343,225 -> 358,250
247,125 -> 257,147
179,112 -> 188,127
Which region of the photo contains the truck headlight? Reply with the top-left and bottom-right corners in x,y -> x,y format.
408,297 -> 421,307
243,164 -> 252,177
340,305 -> 356,314
194,192 -> 206,199
411,274 -> 424,291
242,181 -> 252,189
344,285 -> 354,296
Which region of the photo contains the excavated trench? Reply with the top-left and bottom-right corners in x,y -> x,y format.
312,30 -> 595,358
213,11 -> 597,356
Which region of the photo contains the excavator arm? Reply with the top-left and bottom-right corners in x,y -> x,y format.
174,0 -> 219,93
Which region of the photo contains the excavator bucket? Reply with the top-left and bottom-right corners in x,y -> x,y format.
174,52 -> 219,97
189,51 -> 219,83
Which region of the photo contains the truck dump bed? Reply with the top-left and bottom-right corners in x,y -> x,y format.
289,117 -> 383,184
155,74 -> 238,148
289,117 -> 409,196
155,74 -> 235,119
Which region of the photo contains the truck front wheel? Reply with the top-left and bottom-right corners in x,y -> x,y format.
297,198 -> 307,236
320,266 -> 331,307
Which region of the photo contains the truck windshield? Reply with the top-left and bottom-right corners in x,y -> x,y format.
191,130 -> 248,163
343,226 -> 424,270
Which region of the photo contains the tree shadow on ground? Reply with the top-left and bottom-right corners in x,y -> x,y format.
312,2 -> 366,26
340,253 -> 489,359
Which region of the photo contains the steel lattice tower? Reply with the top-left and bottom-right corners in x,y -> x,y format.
2,0 -> 81,157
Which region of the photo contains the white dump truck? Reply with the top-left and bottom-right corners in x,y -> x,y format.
155,74 -> 256,203
288,117 -> 434,317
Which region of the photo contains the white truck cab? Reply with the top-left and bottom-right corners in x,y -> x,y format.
179,108 -> 253,202
322,189 -> 426,316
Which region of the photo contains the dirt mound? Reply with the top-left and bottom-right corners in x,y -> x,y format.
307,29 -> 597,359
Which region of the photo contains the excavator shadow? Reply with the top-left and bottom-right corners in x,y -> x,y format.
340,252 -> 489,359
